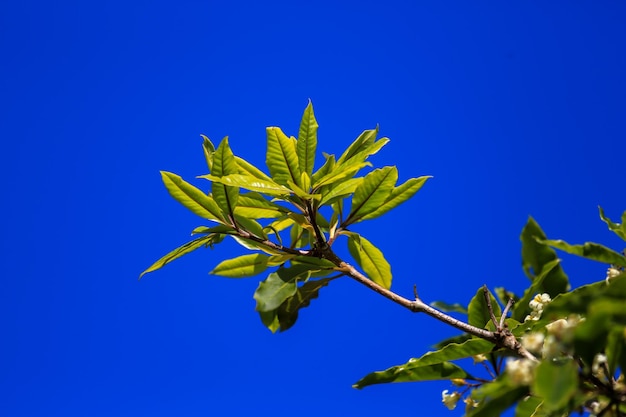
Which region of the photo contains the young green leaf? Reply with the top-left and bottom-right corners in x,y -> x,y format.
311,153 -> 336,184
235,156 -> 273,181
337,127 -> 378,165
319,177 -> 363,206
212,137 -> 239,218
359,176 -> 431,221
538,238 -> 626,267
199,173 -> 290,196
347,234 -> 392,289
266,126 -> 300,186
253,265 -> 312,312
312,160 -> 371,189
297,100 -> 318,178
139,234 -> 218,279
161,171 -> 224,222
345,166 -> 397,225
234,192 -> 288,219
210,253 -> 270,278
201,134 -> 215,171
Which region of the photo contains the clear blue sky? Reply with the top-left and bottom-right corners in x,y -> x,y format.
1,2 -> 625,416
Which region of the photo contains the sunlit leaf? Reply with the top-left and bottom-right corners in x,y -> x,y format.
319,177 -> 363,206
337,127 -> 378,165
312,160 -> 371,189
266,126 -> 300,186
212,137 -> 239,217
210,253 -> 270,278
200,173 -> 290,196
234,192 -> 288,219
190,224 -> 236,235
161,171 -> 224,222
347,234 -> 392,289
311,153 -> 335,185
345,167 -> 397,225
297,100 -> 318,178
359,176 -> 431,221
201,134 -> 215,171
254,265 -> 312,312
233,215 -> 267,239
539,238 -> 626,267
139,234 -> 218,279
235,156 -> 273,181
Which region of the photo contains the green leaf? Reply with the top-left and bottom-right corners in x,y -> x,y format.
200,173 -> 291,196
467,287 -> 502,330
513,395 -> 544,417
605,326 -> 624,376
359,176 -> 431,221
339,136 -> 390,169
531,359 -> 578,411
539,238 -> 626,267
253,265 -> 312,312
312,160 -> 371,189
234,192 -> 288,219
201,134 -> 215,171
139,234 -> 218,279
266,126 -> 300,186
233,215 -> 266,239
599,206 -> 626,241
347,234 -> 392,289
345,166 -> 397,225
210,253 -> 269,278
212,137 -> 239,217
469,380 -> 529,417
512,259 -> 562,322
161,171 -> 224,222
311,153 -> 335,185
430,301 -> 468,314
319,177 -> 363,206
262,277 -> 335,333
235,156 -> 273,181
297,100 -> 318,178
190,224 -> 236,236
353,361 -> 475,389
337,127 -> 378,165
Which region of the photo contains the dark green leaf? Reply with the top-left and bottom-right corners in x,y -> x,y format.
212,137 -> 239,217
297,100 -> 318,178
253,265 -> 312,312
345,166 -> 397,225
513,395 -> 544,417
531,359 -> 578,411
430,301 -> 468,314
139,234 -> 218,279
512,259 -> 562,322
347,234 -> 392,289
606,326 -> 624,376
266,126 -> 300,186
599,206 -> 626,241
432,333 -> 472,350
539,238 -> 626,267
161,171 -> 224,222
359,176 -> 431,221
468,287 -> 502,330
469,380 -> 529,417
210,253 -> 269,278
353,361 -> 475,389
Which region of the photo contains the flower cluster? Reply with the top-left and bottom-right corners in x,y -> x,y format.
524,293 -> 551,322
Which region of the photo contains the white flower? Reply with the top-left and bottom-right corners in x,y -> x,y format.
441,390 -> 461,410
506,358 -> 536,386
521,332 -> 545,353
592,353 -> 607,376
525,293 -> 552,321
606,266 -> 622,283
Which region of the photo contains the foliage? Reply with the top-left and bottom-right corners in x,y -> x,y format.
142,101 -> 626,416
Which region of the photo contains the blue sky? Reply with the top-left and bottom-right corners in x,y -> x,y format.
2,2 -> 625,416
